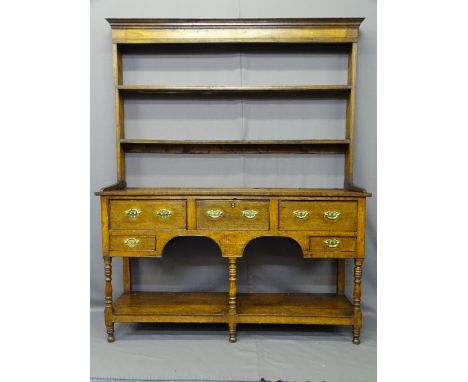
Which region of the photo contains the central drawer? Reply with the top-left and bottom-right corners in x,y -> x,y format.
110,200 -> 187,229
196,200 -> 269,230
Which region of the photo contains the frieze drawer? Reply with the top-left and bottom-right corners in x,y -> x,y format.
109,200 -> 187,229
196,200 -> 269,230
309,237 -> 356,252
110,236 -> 156,251
279,201 -> 357,231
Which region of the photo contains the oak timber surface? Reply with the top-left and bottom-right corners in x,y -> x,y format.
107,18 -> 364,44
237,293 -> 353,317
98,187 -> 370,197
118,85 -> 351,96
120,140 -> 350,155
99,17 -> 370,344
113,292 -> 353,318
114,292 -> 228,316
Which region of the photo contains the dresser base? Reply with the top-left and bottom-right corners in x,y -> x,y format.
99,186 -> 369,344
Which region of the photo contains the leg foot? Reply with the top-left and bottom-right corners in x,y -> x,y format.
106,324 -> 115,343
228,323 -> 237,343
352,327 -> 360,345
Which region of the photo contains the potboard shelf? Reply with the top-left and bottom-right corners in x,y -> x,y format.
112,292 -> 353,325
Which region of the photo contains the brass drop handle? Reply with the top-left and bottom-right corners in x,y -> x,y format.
123,238 -> 140,248
125,208 -> 142,219
155,208 -> 173,219
242,210 -> 258,219
293,210 -> 310,219
324,211 -> 340,220
206,209 -> 224,219
324,238 -> 340,248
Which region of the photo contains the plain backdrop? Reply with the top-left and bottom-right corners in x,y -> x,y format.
90,0 -> 376,322
3,1 -> 468,382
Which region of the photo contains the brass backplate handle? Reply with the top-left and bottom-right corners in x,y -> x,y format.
125,208 -> 142,219
242,209 -> 258,219
206,209 -> 224,219
324,210 -> 341,220
155,208 -> 173,219
293,210 -> 310,219
324,238 -> 340,248
123,238 -> 140,248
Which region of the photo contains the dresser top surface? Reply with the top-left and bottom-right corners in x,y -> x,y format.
97,187 -> 371,198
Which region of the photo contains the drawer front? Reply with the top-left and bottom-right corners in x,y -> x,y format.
310,237 -> 356,252
196,200 -> 269,230
110,236 -> 156,251
279,201 -> 357,231
110,200 -> 187,229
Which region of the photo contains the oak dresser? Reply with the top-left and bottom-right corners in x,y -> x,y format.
96,18 -> 371,344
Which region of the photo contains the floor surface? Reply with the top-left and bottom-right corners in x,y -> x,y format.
91,308 -> 376,381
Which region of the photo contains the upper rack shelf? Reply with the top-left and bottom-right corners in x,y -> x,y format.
118,85 -> 351,97
120,139 -> 350,154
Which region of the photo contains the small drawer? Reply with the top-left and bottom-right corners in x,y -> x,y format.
110,200 -> 187,229
279,201 -> 357,231
110,236 -> 156,251
196,200 -> 269,230
309,237 -> 356,252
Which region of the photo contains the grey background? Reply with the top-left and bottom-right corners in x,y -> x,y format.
91,0 -> 376,379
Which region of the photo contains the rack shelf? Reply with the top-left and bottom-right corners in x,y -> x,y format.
118,85 -> 351,97
120,139 -> 350,154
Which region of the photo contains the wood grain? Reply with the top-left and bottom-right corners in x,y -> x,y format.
107,18 -> 363,44
120,139 -> 350,155
196,200 -> 269,230
109,200 -> 187,229
279,200 -> 358,231
118,85 -> 351,97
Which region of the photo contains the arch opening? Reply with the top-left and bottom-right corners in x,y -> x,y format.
132,236 -> 227,293
237,236 -> 336,294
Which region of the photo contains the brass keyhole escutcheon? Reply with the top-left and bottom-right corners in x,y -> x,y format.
231,202 -> 235,208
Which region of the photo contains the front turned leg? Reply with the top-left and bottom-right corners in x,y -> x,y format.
229,323 -> 237,343
352,258 -> 364,344
228,257 -> 238,343
106,323 -> 115,343
104,257 -> 115,343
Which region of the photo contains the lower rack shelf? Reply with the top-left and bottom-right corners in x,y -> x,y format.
112,292 -> 353,325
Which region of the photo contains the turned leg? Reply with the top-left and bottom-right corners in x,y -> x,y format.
104,256 -> 115,343
106,323 -> 115,343
352,258 -> 363,344
228,257 -> 238,343
229,323 -> 237,343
